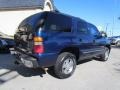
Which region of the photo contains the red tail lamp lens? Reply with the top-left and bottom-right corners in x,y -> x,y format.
34,45 -> 44,54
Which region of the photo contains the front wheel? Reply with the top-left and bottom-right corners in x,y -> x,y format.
54,52 -> 76,79
99,47 -> 110,61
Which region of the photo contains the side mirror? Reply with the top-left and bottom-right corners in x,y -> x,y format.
100,31 -> 107,37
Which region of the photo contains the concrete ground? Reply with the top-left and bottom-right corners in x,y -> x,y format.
0,46 -> 120,90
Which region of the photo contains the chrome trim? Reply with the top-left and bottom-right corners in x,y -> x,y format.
83,49 -> 103,54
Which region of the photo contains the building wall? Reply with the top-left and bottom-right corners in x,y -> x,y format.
0,0 -> 54,36
0,0 -> 44,10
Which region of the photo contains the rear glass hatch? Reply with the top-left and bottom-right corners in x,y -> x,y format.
14,12 -> 48,53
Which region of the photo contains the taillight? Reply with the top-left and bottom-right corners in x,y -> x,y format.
34,37 -> 43,42
33,37 -> 44,54
34,45 -> 44,54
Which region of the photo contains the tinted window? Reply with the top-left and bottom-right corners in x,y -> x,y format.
77,21 -> 88,34
88,25 -> 100,36
44,13 -> 72,32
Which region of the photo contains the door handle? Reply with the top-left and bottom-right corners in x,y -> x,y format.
79,39 -> 82,42
93,40 -> 96,43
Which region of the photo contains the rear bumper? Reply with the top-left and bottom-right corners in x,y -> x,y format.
10,48 -> 58,68
12,51 -> 39,68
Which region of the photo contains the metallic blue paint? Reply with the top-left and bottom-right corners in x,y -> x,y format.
15,12 -> 111,68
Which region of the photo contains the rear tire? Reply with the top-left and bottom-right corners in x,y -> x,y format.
99,47 -> 110,61
54,52 -> 76,79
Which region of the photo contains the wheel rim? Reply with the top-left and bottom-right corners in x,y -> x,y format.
62,57 -> 74,75
105,48 -> 109,60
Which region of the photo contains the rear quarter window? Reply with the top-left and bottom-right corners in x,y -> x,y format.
44,13 -> 72,32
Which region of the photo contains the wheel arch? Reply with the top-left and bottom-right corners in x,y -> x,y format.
105,44 -> 111,51
59,47 -> 80,61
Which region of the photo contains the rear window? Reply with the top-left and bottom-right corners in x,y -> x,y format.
44,13 -> 72,32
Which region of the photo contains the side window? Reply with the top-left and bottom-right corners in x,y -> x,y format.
77,21 -> 88,34
89,25 -> 100,36
45,13 -> 72,32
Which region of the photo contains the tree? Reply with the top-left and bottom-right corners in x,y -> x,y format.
100,31 -> 107,37
118,17 -> 120,20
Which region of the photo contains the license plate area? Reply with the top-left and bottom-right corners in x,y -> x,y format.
19,53 -> 37,68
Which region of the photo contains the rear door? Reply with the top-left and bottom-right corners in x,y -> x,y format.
43,13 -> 73,54
74,20 -> 94,60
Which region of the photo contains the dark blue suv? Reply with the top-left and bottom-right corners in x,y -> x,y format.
13,12 -> 111,79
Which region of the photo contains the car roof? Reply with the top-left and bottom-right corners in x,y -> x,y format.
44,11 -> 87,22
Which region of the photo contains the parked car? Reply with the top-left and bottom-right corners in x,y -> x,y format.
109,36 -> 120,46
5,38 -> 15,48
0,38 -> 9,52
0,34 -> 15,53
12,12 -> 111,79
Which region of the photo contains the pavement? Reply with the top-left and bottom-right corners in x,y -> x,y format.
0,46 -> 120,90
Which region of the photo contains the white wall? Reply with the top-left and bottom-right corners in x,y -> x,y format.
0,0 -> 54,37
0,9 -> 43,36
